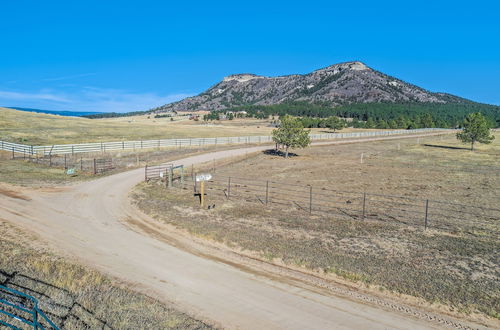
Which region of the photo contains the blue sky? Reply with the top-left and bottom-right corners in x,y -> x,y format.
1,0 -> 499,112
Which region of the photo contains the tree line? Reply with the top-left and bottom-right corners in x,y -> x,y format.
223,101 -> 500,128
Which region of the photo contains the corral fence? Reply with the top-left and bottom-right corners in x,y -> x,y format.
0,284 -> 59,329
145,163 -> 185,187
11,153 -> 117,176
1,128 -> 448,156
165,172 -> 499,235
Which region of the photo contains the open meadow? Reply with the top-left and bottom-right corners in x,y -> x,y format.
133,133 -> 500,318
1,107 -> 391,145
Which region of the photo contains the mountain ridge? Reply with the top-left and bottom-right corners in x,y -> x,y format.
152,61 -> 471,113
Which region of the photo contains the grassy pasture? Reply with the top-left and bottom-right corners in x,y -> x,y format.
134,133 -> 500,318
1,107 -> 390,145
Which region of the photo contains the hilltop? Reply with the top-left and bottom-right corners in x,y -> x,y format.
153,61 -> 471,112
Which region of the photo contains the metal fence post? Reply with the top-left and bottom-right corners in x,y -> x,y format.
265,181 -> 269,205
93,158 -> 97,175
309,186 -> 313,214
227,177 -> 231,200
80,157 -> 83,171
362,192 -> 366,220
168,168 -> 173,188
424,199 -> 429,230
64,154 -> 67,169
145,164 -> 148,182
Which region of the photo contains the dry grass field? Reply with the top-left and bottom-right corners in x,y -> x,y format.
1,107 -> 388,145
0,219 -> 212,329
134,133 -> 500,318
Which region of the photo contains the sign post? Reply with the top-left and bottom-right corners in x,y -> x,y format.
195,173 -> 212,207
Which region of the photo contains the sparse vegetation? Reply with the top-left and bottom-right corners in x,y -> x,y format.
134,134 -> 500,318
0,220 -> 212,329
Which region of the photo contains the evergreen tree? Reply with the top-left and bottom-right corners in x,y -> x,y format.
272,115 -> 311,158
365,117 -> 376,128
456,112 -> 495,151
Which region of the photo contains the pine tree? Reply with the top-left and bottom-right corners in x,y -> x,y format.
272,115 -> 311,158
456,112 -> 495,151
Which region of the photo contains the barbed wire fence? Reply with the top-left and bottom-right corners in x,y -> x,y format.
145,165 -> 499,236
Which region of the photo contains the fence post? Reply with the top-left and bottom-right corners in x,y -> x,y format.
12,147 -> 14,159
309,186 -> 313,214
362,192 -> 366,220
180,166 -> 184,185
64,154 -> 67,169
168,168 -> 173,188
49,154 -> 52,167
145,164 -> 148,182
80,157 -> 83,171
93,158 -> 97,175
424,199 -> 429,230
194,172 -> 197,193
213,159 -> 216,172
72,145 -> 74,155
265,181 -> 269,205
227,177 -> 231,200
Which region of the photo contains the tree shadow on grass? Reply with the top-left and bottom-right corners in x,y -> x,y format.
423,144 -> 471,151
262,149 -> 299,158
0,269 -> 112,329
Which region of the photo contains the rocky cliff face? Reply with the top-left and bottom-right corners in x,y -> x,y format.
154,61 -> 466,112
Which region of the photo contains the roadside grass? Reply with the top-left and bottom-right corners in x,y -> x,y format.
0,220 -> 213,329
0,143 -> 260,186
133,133 -> 500,318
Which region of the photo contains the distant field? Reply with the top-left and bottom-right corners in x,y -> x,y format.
1,107 -> 390,145
134,133 -> 500,318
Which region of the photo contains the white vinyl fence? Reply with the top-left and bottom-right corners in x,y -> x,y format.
1,128 -> 447,156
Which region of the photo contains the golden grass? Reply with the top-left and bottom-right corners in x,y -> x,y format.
1,107 -> 396,145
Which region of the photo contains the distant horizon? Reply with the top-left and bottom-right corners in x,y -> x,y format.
1,1 -> 499,112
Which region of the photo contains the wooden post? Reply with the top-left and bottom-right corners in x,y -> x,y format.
64,154 -> 67,169
424,199 -> 429,230
145,165 -> 148,182
200,181 -> 205,207
93,158 -> 97,175
309,186 -> 313,214
265,181 -> 269,205
12,147 -> 14,159
227,177 -> 231,200
80,157 -> 83,171
194,172 -> 197,193
49,154 -> 52,167
168,168 -> 173,188
360,153 -> 364,164
362,192 -> 366,220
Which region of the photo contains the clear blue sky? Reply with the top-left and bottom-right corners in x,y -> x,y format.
1,0 -> 499,112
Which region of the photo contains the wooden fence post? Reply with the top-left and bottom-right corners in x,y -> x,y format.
80,157 -> 83,171
227,177 -> 231,200
145,164 -> 148,182
424,199 -> 429,230
64,154 -> 67,169
93,158 -> 97,175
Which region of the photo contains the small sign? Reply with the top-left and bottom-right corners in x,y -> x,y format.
159,171 -> 164,178
66,168 -> 76,175
196,173 -> 212,182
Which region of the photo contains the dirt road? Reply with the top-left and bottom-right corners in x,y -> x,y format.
0,133 -> 468,329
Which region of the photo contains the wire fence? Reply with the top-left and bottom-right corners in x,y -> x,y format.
155,170 -> 500,236
1,128 -> 448,156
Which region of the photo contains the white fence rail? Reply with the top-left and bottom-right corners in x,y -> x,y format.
1,128 -> 447,156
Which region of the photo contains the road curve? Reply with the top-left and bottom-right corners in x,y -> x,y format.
1,134 -> 452,329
